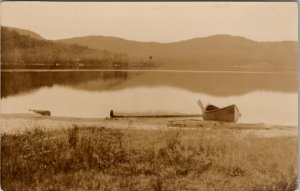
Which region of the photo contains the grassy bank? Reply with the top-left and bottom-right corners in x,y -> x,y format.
1,126 -> 298,191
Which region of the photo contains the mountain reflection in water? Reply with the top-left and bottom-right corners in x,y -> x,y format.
1,71 -> 130,98
1,70 -> 297,125
1,70 -> 297,98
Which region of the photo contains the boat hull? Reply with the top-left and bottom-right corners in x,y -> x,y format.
203,104 -> 239,123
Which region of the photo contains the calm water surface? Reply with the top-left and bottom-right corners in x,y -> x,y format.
1,70 -> 298,125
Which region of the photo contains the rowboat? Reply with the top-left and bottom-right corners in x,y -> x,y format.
197,100 -> 240,123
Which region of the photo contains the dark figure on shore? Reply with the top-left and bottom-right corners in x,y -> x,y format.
110,110 -> 114,118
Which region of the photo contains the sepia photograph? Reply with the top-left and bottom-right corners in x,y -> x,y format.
0,2 -> 298,190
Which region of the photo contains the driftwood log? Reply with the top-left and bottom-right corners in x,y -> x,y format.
29,109 -> 51,116
109,110 -> 201,118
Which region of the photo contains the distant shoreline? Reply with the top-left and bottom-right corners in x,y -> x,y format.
1,69 -> 297,74
0,113 -> 297,136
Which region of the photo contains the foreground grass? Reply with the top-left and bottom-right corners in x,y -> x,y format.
1,126 -> 298,191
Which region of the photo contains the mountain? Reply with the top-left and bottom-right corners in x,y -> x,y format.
6,27 -> 45,40
1,27 -> 129,69
59,34 -> 298,72
2,26 -> 297,71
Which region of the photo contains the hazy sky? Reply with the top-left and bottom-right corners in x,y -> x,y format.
1,2 -> 298,42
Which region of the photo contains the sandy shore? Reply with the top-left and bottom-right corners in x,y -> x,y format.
0,113 -> 297,137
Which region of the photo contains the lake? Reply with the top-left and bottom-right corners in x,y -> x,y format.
1,70 -> 298,126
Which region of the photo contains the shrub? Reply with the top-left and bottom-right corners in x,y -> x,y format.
1,127 -> 297,191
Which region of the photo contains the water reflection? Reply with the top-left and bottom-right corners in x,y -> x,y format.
1,71 -> 130,98
1,70 -> 297,125
110,71 -> 297,96
1,86 -> 297,125
1,71 -> 297,98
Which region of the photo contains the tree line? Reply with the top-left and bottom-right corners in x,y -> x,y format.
1,27 -> 129,69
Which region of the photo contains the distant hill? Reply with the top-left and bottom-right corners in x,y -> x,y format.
59,34 -> 298,72
1,27 -> 129,69
6,27 -> 45,40
2,26 -> 297,71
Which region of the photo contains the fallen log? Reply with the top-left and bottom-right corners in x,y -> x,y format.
109,110 -> 201,118
29,109 -> 51,116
